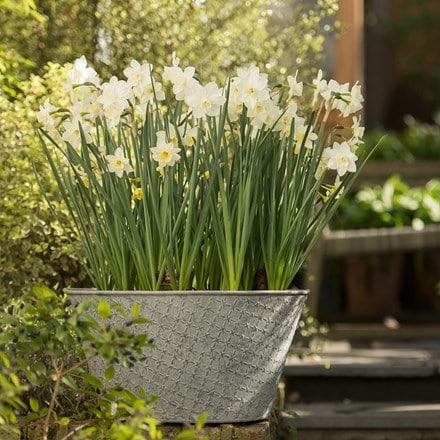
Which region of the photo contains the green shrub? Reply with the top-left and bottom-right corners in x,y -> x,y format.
0,286 -> 152,437
0,286 -> 208,439
0,63 -> 88,303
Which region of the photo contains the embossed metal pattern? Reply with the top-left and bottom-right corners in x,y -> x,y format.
66,289 -> 307,423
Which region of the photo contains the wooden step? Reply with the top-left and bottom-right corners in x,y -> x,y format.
284,340 -> 440,402
281,339 -> 440,438
285,343 -> 440,378
279,402 -> 440,440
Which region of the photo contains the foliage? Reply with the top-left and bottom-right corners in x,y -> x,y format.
0,1 -> 42,98
332,175 -> 440,230
0,0 -> 42,20
37,56 -> 369,291
0,0 -> 97,82
0,286 -> 207,439
0,353 -> 28,437
0,63 -> 89,302
94,0 -> 338,82
0,47 -> 35,100
0,286 -> 153,438
0,0 -> 338,85
363,113 -> 440,161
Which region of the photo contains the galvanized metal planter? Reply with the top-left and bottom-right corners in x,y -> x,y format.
65,289 -> 307,424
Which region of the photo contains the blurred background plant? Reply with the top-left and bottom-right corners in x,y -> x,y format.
0,0 -> 338,85
332,176 -> 440,231
363,113 -> 440,161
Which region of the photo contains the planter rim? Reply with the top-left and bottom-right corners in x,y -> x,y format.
65,288 -> 308,297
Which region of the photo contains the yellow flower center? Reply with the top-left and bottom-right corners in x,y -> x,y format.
255,103 -> 264,113
338,156 -> 349,166
201,98 -> 211,110
159,151 -> 171,162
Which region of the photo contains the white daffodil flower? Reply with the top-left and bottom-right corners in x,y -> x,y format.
274,102 -> 298,137
312,69 -> 328,106
233,65 -> 270,110
151,132 -> 181,168
97,77 -> 130,127
184,82 -> 226,119
105,147 -> 133,178
124,60 -> 153,90
36,99 -> 56,131
163,54 -> 198,101
292,117 -> 318,152
326,141 -> 358,176
61,118 -> 92,147
65,55 -> 100,94
287,71 -> 303,98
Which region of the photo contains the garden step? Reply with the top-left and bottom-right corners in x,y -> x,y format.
279,402 -> 440,440
285,344 -> 440,377
284,340 -> 440,402
281,339 -> 440,438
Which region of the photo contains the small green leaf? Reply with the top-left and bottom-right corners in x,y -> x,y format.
61,375 -> 78,391
104,366 -> 115,381
0,315 -> 16,326
131,317 -> 150,325
29,397 -> 39,412
10,373 -> 21,388
176,430 -> 198,440
32,285 -> 55,300
0,353 -> 11,368
195,411 -> 208,430
82,373 -> 103,389
26,412 -> 40,421
59,417 -> 70,426
97,300 -> 111,318
131,303 -> 141,317
25,370 -> 37,385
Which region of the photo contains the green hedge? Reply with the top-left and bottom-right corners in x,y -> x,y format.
0,63 -> 88,302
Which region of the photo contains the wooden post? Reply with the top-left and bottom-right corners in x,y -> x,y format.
324,0 -> 365,130
306,1 -> 365,316
336,0 -> 365,88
